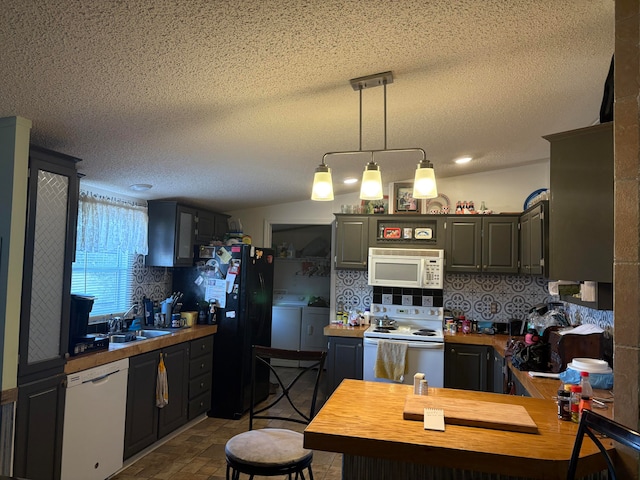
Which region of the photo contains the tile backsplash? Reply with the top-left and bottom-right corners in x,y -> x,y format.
335,269 -> 614,329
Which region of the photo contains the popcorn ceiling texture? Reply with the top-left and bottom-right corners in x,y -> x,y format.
0,1 -> 613,211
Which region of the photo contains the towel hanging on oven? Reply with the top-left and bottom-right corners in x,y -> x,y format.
374,340 -> 408,382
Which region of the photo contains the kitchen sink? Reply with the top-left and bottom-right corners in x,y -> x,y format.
110,334 -> 146,343
137,329 -> 172,338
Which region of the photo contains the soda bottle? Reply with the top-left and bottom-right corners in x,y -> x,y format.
579,371 -> 593,417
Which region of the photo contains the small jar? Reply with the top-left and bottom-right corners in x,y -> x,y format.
557,385 -> 571,421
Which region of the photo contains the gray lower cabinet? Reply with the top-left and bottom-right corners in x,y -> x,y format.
444,343 -> 491,392
492,349 -> 506,394
445,216 -> 518,274
188,335 -> 214,420
13,374 -> 66,480
124,342 -> 190,459
508,371 -> 530,397
326,336 -> 363,394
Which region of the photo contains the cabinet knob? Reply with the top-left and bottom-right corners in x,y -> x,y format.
476,265 -> 480,270
200,382 -> 205,388
201,362 -> 205,369
483,265 -> 487,269
201,344 -> 206,350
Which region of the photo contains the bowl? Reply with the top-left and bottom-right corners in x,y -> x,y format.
567,358 -> 612,374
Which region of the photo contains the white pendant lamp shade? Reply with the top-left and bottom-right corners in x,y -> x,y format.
360,161 -> 383,200
311,163 -> 334,201
412,159 -> 438,199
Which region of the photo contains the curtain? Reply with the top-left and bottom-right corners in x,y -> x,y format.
77,189 -> 149,255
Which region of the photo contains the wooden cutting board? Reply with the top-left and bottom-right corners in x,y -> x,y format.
403,395 -> 538,434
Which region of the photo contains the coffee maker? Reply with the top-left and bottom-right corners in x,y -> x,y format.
69,294 -> 109,356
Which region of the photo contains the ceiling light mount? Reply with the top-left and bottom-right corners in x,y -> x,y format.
311,71 -> 438,202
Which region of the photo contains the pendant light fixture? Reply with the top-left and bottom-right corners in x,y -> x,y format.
311,71 -> 438,201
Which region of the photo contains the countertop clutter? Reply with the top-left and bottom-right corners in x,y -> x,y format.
304,380 -> 612,479
65,324 -> 218,374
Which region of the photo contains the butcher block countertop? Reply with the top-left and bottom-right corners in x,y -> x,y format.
304,379 -> 612,479
65,324 -> 218,374
324,324 -> 368,338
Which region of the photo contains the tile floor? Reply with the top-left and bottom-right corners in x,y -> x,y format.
112,366 -> 342,480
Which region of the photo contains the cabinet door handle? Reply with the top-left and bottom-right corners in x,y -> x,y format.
200,382 -> 205,388
200,362 -> 205,369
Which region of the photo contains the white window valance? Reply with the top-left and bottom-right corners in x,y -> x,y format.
77,189 -> 149,255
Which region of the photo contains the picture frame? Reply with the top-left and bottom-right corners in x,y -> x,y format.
393,182 -> 421,213
361,195 -> 389,215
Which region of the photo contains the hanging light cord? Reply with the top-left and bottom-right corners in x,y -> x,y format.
359,85 -> 363,152
383,79 -> 387,150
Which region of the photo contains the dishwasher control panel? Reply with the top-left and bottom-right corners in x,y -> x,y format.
67,357 -> 129,388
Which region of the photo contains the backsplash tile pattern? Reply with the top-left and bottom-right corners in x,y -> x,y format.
335,269 -> 614,329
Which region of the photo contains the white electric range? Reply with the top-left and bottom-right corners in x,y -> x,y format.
363,303 -> 444,387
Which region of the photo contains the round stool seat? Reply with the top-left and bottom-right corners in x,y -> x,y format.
225,428 -> 312,468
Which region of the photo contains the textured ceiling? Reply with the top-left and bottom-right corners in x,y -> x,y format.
1,0 -> 614,212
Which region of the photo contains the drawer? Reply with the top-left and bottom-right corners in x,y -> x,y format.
189,356 -> 212,378
189,373 -> 212,400
189,391 -> 211,420
190,335 -> 214,360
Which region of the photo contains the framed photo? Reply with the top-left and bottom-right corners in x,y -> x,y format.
393,182 -> 421,213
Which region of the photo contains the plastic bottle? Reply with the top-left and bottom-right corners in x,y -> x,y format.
579,371 -> 593,417
570,385 -> 582,423
336,301 -> 344,324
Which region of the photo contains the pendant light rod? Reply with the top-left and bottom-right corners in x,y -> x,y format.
359,85 -> 363,152
322,147 -> 426,163
383,80 -> 388,150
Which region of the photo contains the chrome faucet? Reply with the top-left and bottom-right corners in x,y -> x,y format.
122,303 -> 138,319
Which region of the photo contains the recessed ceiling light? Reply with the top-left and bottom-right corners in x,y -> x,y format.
129,183 -> 153,191
343,177 -> 358,184
455,156 -> 473,164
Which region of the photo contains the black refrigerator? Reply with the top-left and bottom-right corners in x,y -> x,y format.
172,244 -> 275,419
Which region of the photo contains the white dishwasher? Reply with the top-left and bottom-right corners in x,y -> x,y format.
61,358 -> 129,480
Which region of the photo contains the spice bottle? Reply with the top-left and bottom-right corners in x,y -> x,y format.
579,371 -> 593,417
570,385 -> 582,423
557,384 -> 571,421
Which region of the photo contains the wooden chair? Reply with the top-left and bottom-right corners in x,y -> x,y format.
225,346 -> 327,480
567,409 -> 640,480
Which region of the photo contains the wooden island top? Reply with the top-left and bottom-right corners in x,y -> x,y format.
305,379 -> 612,479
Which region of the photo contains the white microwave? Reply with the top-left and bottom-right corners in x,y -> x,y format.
368,248 -> 444,289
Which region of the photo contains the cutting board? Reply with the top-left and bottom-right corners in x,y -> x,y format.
403,395 -> 538,434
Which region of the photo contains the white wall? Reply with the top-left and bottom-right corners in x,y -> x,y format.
227,160 -> 550,246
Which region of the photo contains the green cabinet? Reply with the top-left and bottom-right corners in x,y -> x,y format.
445,216 -> 518,273
326,336 -> 363,394
124,342 -> 190,459
334,215 -> 369,269
444,343 -> 491,392
519,201 -> 549,276
544,123 -> 613,283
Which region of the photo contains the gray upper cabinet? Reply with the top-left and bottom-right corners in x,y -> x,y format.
544,123 -> 613,283
519,201 -> 548,276
445,216 -> 518,273
147,201 -> 197,267
334,215 -> 369,270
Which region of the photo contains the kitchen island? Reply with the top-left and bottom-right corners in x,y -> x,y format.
304,379 -> 611,479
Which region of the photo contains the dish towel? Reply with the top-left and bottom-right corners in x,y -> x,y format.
374,340 -> 408,382
156,354 -> 169,408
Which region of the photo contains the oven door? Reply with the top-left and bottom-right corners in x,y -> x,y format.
363,337 -> 444,388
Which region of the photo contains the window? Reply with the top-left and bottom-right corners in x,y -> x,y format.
71,251 -> 135,318
72,187 -> 148,319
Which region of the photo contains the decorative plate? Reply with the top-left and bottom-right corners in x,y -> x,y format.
424,193 -> 451,214
523,188 -> 548,210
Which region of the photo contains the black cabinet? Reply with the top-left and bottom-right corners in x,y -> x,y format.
147,201 -> 197,267
148,201 -> 229,266
124,342 -> 190,459
444,343 -> 491,392
194,210 -> 229,244
334,215 -> 369,269
368,215 -> 446,249
492,349 -> 506,394
519,201 -> 548,276
445,216 -> 518,273
188,335 -> 214,420
13,374 -> 66,480
326,336 -> 363,395
14,146 -> 80,480
544,123 -> 613,283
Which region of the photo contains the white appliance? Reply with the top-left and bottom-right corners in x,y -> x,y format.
61,358 -> 129,480
271,293 -> 308,367
368,248 -> 444,289
363,303 -> 444,388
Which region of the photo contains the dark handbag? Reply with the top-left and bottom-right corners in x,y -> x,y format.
511,342 -> 550,371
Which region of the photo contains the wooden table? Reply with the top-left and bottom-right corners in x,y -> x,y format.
304,379 -> 612,479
